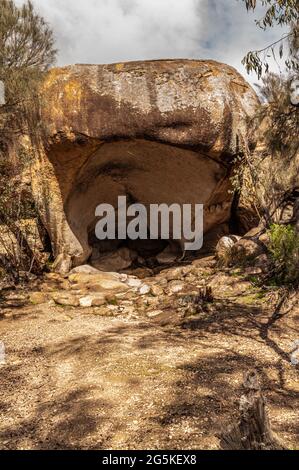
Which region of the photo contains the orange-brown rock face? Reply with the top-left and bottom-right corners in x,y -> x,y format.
31,60 -> 259,269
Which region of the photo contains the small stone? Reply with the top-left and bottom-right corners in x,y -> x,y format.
185,274 -> 196,283
167,281 -> 184,294
231,233 -> 265,263
126,277 -> 142,288
156,246 -> 177,265
91,247 -> 136,272
147,310 -> 164,318
29,292 -> 49,305
68,272 -> 128,295
139,284 -> 151,295
52,293 -> 79,307
107,304 -> 119,312
44,273 -> 62,281
69,265 -> 100,275
93,306 -> 113,317
92,296 -> 107,306
96,279 -> 129,293
60,280 -> 71,290
39,283 -> 57,293
132,267 -> 153,279
165,268 -> 184,281
215,236 -> 236,262
79,296 -> 93,308
150,285 -> 164,296
68,272 -> 120,284
122,306 -> 138,316
78,294 -> 106,307
156,277 -> 168,287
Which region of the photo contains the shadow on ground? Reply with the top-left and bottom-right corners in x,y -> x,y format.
0,294 -> 298,449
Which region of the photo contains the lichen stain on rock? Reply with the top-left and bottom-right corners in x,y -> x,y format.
30,59 -> 260,269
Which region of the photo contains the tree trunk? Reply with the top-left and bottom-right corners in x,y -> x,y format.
218,370 -> 285,450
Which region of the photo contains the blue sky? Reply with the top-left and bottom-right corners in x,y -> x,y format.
16,0 -> 287,86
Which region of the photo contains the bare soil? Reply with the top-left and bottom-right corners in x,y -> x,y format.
0,261 -> 298,450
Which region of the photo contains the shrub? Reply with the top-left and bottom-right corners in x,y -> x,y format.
268,224 -> 299,285
0,0 -> 56,283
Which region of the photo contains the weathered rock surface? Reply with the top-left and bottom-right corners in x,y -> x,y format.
30,60 -> 259,270
69,264 -> 100,275
215,235 -> 241,264
156,245 -> 178,265
231,227 -> 269,265
91,247 -> 137,272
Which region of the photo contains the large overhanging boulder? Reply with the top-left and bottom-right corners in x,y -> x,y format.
30,59 -> 259,270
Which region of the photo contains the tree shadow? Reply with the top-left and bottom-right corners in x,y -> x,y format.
0,293 -> 297,450
0,385 -> 110,449
149,351 -> 298,449
180,295 -> 299,368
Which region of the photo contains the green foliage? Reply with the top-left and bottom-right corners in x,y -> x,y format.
0,0 -> 57,144
0,0 -> 56,103
268,224 -> 299,285
0,144 -> 41,282
0,145 -> 36,223
256,73 -> 298,154
0,0 -> 56,282
232,71 -> 298,228
243,0 -> 298,28
241,1 -> 299,77
269,224 -> 298,260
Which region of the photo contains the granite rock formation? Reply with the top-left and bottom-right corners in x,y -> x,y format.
30,59 -> 259,270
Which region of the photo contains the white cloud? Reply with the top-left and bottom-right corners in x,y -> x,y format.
15,0 -> 287,85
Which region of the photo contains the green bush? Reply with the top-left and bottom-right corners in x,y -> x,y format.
268,224 -> 299,286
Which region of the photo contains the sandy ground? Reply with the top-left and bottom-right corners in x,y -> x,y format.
0,268 -> 298,450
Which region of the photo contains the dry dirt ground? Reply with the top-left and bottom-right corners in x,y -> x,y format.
0,258 -> 298,450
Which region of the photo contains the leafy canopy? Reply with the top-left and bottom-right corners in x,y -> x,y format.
241,0 -> 299,77
0,0 -> 56,106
